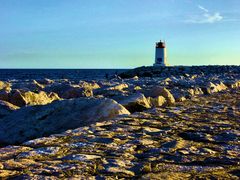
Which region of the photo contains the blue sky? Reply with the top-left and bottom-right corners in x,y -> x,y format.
0,0 -> 240,68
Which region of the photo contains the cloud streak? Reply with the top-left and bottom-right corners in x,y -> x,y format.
186,5 -> 223,24
198,5 -> 208,13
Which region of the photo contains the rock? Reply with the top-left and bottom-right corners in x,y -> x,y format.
94,83 -> 129,97
105,167 -> 135,177
23,136 -> 61,147
62,87 -> 93,99
141,172 -> 191,179
79,81 -> 100,90
0,81 -> 11,92
132,76 -> 139,80
177,97 -> 186,102
9,90 -> 26,107
90,137 -> 113,144
216,82 -> 228,91
11,80 -> 44,92
193,87 -> 204,95
17,146 -> 61,159
0,146 -> 32,161
9,90 -> 60,107
160,88 -> 176,105
134,86 -> 142,91
44,83 -> 73,96
32,80 -> 45,89
48,92 -> 60,101
148,96 -> 166,107
214,131 -> 239,143
45,83 -> 92,99
22,91 -> 60,106
118,93 -> 151,113
145,87 -> 175,105
0,100 -> 19,118
106,83 -> 129,91
187,89 -> 195,96
37,78 -> 54,85
0,97 -> 130,145
202,82 -> 228,94
230,80 -> 240,88
0,170 -> 18,178
62,154 -> 101,161
3,159 -> 41,170
95,89 -> 127,97
179,131 -> 213,143
0,90 -> 9,102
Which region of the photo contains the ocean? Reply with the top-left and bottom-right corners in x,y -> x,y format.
0,69 -> 128,81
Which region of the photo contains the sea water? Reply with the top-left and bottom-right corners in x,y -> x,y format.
0,69 -> 127,81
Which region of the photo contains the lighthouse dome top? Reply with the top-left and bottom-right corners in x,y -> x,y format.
156,40 -> 166,48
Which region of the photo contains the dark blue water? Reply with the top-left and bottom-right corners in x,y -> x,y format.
0,69 -> 128,81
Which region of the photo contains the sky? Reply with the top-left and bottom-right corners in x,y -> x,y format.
0,0 -> 240,68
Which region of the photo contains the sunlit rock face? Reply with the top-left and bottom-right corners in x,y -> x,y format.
0,90 -> 60,107
148,95 -> 166,107
0,81 -> 11,92
143,86 -> 175,106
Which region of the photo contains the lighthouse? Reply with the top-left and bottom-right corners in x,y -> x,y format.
154,40 -> 167,66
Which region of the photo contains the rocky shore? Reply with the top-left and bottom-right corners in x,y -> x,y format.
0,66 -> 239,179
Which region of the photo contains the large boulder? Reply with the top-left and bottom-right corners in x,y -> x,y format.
144,87 -> 175,105
0,98 -> 130,145
0,100 -> 19,118
159,88 -> 175,105
9,90 -> 60,107
118,93 -> 151,113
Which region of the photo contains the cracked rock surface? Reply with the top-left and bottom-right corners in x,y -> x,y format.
0,88 -> 239,179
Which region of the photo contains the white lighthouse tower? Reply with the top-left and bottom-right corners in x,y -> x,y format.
154,40 -> 167,66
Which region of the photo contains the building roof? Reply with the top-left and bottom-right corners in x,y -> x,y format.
156,41 -> 166,48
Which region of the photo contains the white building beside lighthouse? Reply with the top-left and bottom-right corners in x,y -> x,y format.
154,40 -> 167,66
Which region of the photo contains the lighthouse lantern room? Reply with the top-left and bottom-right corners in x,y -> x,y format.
154,40 -> 167,66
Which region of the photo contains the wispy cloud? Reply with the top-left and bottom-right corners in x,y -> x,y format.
186,5 -> 223,24
197,5 -> 208,13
